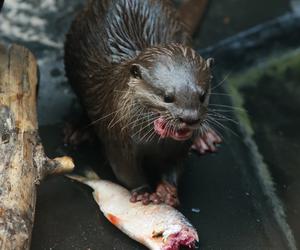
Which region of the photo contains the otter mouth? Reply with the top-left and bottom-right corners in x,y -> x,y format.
154,117 -> 193,141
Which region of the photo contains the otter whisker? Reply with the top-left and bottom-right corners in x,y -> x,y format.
170,120 -> 177,137
165,117 -> 175,137
157,118 -> 171,143
208,112 -> 239,125
165,120 -> 172,139
132,113 -> 156,132
163,114 -> 179,138
127,107 -> 149,126
129,116 -> 152,135
113,89 -> 130,94
124,112 -> 156,132
146,130 -> 157,143
108,113 -> 127,129
87,104 -> 133,127
206,117 -> 228,131
143,119 -> 157,143
131,115 -> 158,139
196,123 -> 205,137
210,92 -> 233,97
124,117 -> 147,133
111,103 -> 147,130
206,117 -> 239,137
211,72 -> 231,91
208,103 -> 245,112
140,121 -> 156,142
147,113 -> 172,143
145,119 -> 163,142
210,108 -> 239,113
203,121 -> 225,143
129,106 -> 144,131
138,116 -> 158,140
107,102 -> 137,129
209,116 -> 239,126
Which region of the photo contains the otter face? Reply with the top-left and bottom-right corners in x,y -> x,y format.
128,45 -> 213,141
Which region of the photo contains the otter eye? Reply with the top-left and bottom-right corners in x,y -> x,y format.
130,64 -> 142,79
164,94 -> 174,103
199,93 -> 207,103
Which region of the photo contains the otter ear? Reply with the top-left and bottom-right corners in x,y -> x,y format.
206,58 -> 215,69
130,64 -> 143,79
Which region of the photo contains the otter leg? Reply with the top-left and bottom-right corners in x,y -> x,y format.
191,128 -> 222,154
178,0 -> 208,35
153,166 -> 182,207
106,146 -> 159,205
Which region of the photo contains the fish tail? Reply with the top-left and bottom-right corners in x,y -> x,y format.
66,174 -> 89,184
83,169 -> 101,180
66,168 -> 101,185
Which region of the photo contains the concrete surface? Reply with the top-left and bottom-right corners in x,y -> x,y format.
227,49 -> 300,249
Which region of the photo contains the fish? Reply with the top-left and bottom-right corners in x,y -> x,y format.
67,170 -> 199,250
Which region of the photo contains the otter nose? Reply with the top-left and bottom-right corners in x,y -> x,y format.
179,117 -> 201,126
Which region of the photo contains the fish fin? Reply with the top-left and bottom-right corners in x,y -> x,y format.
83,168 -> 101,180
66,173 -> 100,190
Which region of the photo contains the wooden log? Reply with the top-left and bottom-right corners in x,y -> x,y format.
0,44 -> 74,250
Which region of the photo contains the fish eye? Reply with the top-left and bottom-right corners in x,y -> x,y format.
164,94 -> 175,103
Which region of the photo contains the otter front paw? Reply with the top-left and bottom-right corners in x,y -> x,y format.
130,185 -> 162,205
155,181 -> 179,207
191,128 -> 222,154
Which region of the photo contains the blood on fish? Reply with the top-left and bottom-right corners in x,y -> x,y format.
107,213 -> 120,225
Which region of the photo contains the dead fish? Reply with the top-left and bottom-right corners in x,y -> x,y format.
67,170 -> 199,250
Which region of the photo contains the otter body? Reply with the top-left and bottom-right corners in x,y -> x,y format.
65,0 -> 215,205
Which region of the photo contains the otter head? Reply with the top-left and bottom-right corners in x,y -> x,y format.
127,44 -> 213,142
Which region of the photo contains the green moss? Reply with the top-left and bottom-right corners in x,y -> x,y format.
229,48 -> 300,89
226,48 -> 300,136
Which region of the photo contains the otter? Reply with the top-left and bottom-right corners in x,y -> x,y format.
64,0 -> 221,206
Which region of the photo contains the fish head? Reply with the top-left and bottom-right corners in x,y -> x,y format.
151,223 -> 199,250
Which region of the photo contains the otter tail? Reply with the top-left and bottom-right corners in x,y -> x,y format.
179,0 -> 208,36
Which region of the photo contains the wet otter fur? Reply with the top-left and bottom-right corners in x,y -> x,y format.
64,0 -> 220,206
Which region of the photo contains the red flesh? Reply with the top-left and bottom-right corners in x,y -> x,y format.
163,229 -> 198,250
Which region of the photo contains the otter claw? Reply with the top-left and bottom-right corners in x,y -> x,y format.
192,129 -> 222,155
130,190 -> 163,205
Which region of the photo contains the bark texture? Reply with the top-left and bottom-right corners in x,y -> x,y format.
0,44 -> 74,250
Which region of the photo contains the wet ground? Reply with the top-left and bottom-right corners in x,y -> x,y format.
227,49 -> 300,249
0,0 -> 300,249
